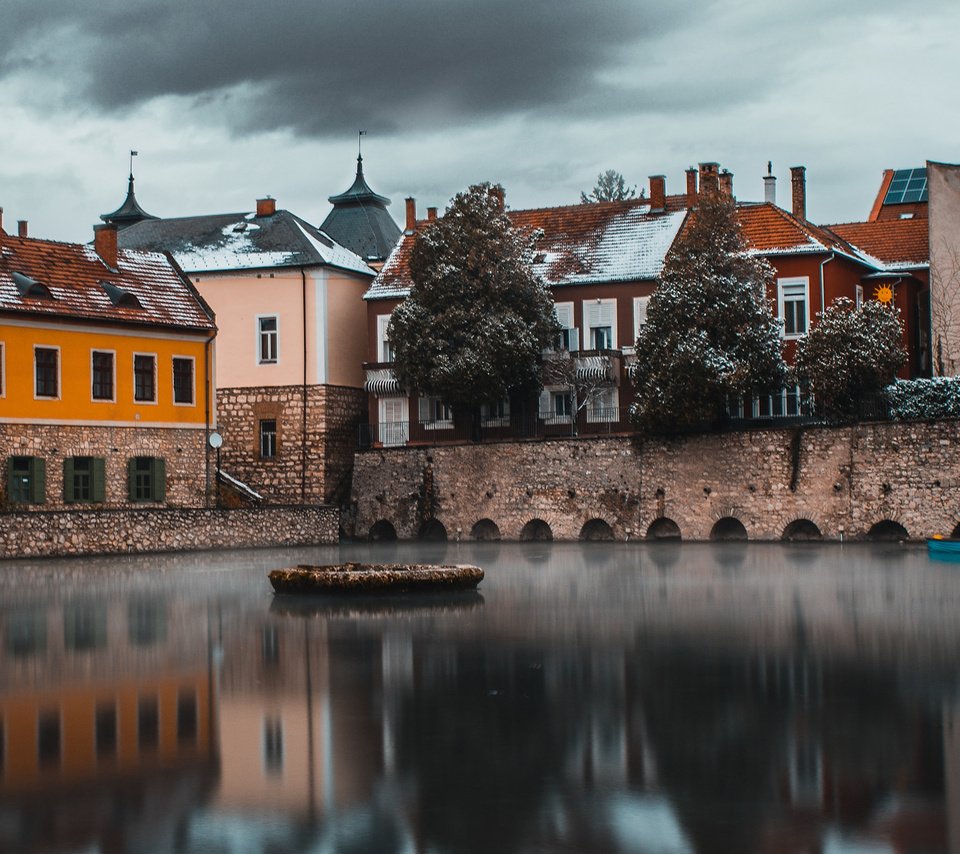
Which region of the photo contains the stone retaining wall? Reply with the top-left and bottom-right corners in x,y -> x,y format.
349,421 -> 960,541
0,505 -> 338,559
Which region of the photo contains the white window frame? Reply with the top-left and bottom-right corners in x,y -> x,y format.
132,352 -> 158,405
633,296 -> 650,341
583,299 -> 617,350
376,314 -> 395,363
419,396 -> 453,430
586,386 -> 619,423
171,355 -> 196,406
778,277 -> 809,339
34,344 -> 61,400
90,349 -> 116,403
553,302 -> 579,352
378,396 -> 409,446
257,314 -> 279,365
539,386 -> 573,425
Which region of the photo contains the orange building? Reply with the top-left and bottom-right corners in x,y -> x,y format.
0,216 -> 217,509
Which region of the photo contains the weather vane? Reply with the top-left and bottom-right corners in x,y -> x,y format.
129,149 -> 138,177
358,130 -> 366,159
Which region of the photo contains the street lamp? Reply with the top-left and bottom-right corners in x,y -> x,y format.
208,431 -> 223,508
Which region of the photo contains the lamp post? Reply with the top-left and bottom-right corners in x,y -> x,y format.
208,432 -> 223,509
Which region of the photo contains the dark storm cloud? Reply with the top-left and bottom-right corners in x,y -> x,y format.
0,0 -> 694,135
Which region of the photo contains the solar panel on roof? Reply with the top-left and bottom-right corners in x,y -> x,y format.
884,167 -> 927,205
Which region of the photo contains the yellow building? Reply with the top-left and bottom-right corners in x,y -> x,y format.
0,219 -> 216,509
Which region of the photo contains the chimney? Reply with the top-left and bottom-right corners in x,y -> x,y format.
93,223 -> 118,268
763,161 -> 777,205
256,197 -> 276,217
427,206 -> 438,222
649,175 -> 666,211
790,166 -> 806,220
489,185 -> 505,210
698,162 -> 720,197
405,197 -> 416,232
719,169 -> 734,199
18,220 -> 28,238
685,168 -> 698,207
0,206 -> 4,235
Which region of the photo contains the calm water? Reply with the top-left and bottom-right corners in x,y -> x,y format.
1,540 -> 960,854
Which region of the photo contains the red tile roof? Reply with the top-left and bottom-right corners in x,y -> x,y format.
826,218 -> 929,269
735,203 -> 856,256
0,234 -> 215,331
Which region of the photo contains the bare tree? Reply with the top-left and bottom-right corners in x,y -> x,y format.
930,239 -> 960,376
542,350 -> 617,435
579,170 -> 639,204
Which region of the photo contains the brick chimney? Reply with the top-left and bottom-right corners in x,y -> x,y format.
686,168 -> 698,207
256,197 -> 276,217
763,162 -> 777,205
698,162 -> 720,197
649,175 -> 666,211
405,198 -> 416,232
427,206 -> 438,222
719,169 -> 734,199
790,166 -> 806,220
18,220 -> 28,238
489,185 -> 505,210
93,223 -> 118,268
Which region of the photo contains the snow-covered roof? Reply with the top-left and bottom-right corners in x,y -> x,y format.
366,199 -> 686,301
119,209 -> 374,277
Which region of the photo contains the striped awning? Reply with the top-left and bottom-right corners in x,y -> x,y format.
364,368 -> 402,395
575,355 -> 612,382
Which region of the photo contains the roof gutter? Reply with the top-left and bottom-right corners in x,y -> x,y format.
301,267 -> 308,504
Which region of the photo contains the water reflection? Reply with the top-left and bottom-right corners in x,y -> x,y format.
0,542 -> 958,852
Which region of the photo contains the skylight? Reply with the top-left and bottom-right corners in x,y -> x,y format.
11,271 -> 53,299
884,168 -> 928,205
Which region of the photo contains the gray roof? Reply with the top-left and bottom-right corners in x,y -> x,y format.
118,208 -> 374,276
319,156 -> 401,263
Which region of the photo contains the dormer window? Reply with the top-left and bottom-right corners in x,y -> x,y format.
12,271 -> 53,299
101,281 -> 142,309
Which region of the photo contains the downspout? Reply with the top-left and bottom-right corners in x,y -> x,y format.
205,332 -> 214,508
301,267 -> 308,505
819,252 -> 835,323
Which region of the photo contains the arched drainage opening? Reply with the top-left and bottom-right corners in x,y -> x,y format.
520,519 -> 553,542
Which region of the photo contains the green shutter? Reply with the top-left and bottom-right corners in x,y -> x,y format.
31,458 -> 45,505
92,458 -> 106,503
127,458 -> 137,502
63,457 -> 75,503
151,458 -> 166,503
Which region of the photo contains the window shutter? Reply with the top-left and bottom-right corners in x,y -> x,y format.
377,315 -> 392,361
554,303 -> 573,329
538,390 -> 552,418
151,458 -> 166,502
634,297 -> 649,335
418,396 -> 431,423
92,458 -> 106,503
63,458 -> 75,503
127,458 -> 137,501
31,458 -> 45,504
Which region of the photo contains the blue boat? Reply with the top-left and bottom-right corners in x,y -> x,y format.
927,536 -> 960,561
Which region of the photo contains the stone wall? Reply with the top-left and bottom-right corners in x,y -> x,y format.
0,504 -> 338,559
349,421 -> 960,541
0,423 -> 211,510
216,384 -> 365,504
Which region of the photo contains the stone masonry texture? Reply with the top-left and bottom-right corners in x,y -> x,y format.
349,421 -> 960,541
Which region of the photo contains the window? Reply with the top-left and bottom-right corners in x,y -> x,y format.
96,703 -> 118,760
7,456 -> 45,504
63,457 -> 106,503
633,296 -> 650,339
264,716 -> 284,774
554,302 -> 579,351
128,457 -> 165,502
419,396 -> 453,429
259,419 -> 277,458
553,391 -> 572,418
35,347 -> 58,398
258,316 -> 278,364
91,351 -> 114,401
134,354 -> 156,402
138,696 -> 159,751
481,398 -> 510,427
172,357 -> 194,405
855,284 -> 864,309
778,278 -> 809,338
587,387 -> 619,423
584,299 -> 617,350
377,314 -> 395,362
378,397 -> 408,447
540,389 -> 573,423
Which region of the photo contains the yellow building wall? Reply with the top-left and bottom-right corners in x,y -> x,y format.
0,321 -> 213,426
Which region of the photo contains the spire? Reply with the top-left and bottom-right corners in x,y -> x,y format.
100,151 -> 158,229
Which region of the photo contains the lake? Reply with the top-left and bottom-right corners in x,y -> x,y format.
1,540 -> 958,853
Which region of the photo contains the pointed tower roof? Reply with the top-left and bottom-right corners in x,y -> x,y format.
101,172 -> 158,230
320,155 -> 401,264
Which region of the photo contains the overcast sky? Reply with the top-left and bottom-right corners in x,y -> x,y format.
1,0 -> 957,244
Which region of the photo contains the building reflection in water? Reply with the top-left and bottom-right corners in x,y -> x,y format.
0,543 -> 959,852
